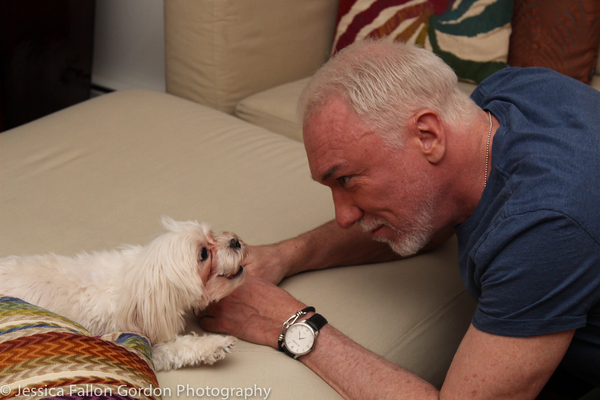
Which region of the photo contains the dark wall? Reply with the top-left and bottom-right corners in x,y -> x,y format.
0,0 -> 95,132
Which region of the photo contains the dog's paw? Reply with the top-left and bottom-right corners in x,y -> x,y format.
204,334 -> 236,364
152,333 -> 237,371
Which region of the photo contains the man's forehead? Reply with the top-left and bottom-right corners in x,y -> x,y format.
304,98 -> 371,149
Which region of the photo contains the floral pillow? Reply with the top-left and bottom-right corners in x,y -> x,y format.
332,0 -> 513,83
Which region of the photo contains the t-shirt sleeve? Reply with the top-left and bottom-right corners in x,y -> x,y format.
470,210 -> 600,337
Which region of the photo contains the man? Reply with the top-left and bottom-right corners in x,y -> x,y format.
200,40 -> 600,399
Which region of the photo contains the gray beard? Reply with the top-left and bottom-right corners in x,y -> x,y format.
358,198 -> 435,257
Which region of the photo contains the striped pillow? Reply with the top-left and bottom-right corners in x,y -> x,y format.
0,296 -> 160,400
332,0 -> 513,83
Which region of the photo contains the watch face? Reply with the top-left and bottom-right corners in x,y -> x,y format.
284,322 -> 315,356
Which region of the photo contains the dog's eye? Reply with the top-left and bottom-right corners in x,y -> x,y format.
199,247 -> 209,262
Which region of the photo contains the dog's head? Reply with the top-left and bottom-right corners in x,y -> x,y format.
158,217 -> 247,306
120,217 -> 247,343
121,217 -> 247,343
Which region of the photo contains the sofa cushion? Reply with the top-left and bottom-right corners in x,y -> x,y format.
0,90 -> 334,255
234,78 -> 310,142
0,296 -> 158,399
0,90 -> 475,398
331,0 -> 513,84
508,0 -> 600,84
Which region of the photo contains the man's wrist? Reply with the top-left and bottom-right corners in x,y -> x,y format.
278,306 -> 327,359
280,236 -> 313,277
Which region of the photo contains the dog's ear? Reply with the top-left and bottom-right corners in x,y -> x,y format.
118,285 -> 194,345
160,216 -> 178,231
160,216 -> 212,237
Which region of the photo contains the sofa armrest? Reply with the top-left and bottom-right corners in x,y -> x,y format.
165,0 -> 339,114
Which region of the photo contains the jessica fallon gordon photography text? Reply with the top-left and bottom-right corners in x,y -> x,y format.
7,384 -> 272,399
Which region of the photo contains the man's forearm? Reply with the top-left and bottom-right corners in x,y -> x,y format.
300,324 -> 439,400
283,220 -> 401,277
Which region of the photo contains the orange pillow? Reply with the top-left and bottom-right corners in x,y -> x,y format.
508,0 -> 600,84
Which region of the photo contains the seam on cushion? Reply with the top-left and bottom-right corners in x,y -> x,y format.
234,104 -> 302,140
236,117 -> 301,140
381,290 -> 472,358
235,105 -> 299,129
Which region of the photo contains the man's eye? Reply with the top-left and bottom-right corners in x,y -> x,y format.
199,247 -> 209,262
337,176 -> 351,185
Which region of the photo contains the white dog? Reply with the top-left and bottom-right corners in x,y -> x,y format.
0,217 -> 247,371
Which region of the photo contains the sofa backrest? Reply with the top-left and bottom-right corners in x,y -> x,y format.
164,0 -> 339,114
165,1 -> 600,113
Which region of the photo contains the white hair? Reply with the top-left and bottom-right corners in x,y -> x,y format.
299,40 -> 480,147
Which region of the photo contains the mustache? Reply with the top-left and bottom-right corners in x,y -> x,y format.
358,218 -> 402,235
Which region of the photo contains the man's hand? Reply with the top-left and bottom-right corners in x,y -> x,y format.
199,276 -> 307,348
240,244 -> 291,284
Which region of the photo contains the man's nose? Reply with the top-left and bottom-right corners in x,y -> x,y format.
332,189 -> 363,229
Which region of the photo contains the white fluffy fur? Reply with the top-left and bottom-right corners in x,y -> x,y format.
0,217 -> 247,371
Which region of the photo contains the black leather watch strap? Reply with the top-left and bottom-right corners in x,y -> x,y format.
305,313 -> 328,331
281,342 -> 296,358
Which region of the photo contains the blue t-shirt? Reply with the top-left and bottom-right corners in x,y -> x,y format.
455,67 -> 600,386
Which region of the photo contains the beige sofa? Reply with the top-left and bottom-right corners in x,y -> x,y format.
1,1 -> 598,399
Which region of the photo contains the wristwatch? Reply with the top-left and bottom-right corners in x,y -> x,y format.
278,307 -> 328,359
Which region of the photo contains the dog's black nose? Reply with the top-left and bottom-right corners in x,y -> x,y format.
229,238 -> 241,249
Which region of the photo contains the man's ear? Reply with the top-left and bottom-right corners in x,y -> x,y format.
408,110 -> 446,164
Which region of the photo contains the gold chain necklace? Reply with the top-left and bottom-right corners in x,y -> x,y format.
484,111 -> 492,188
